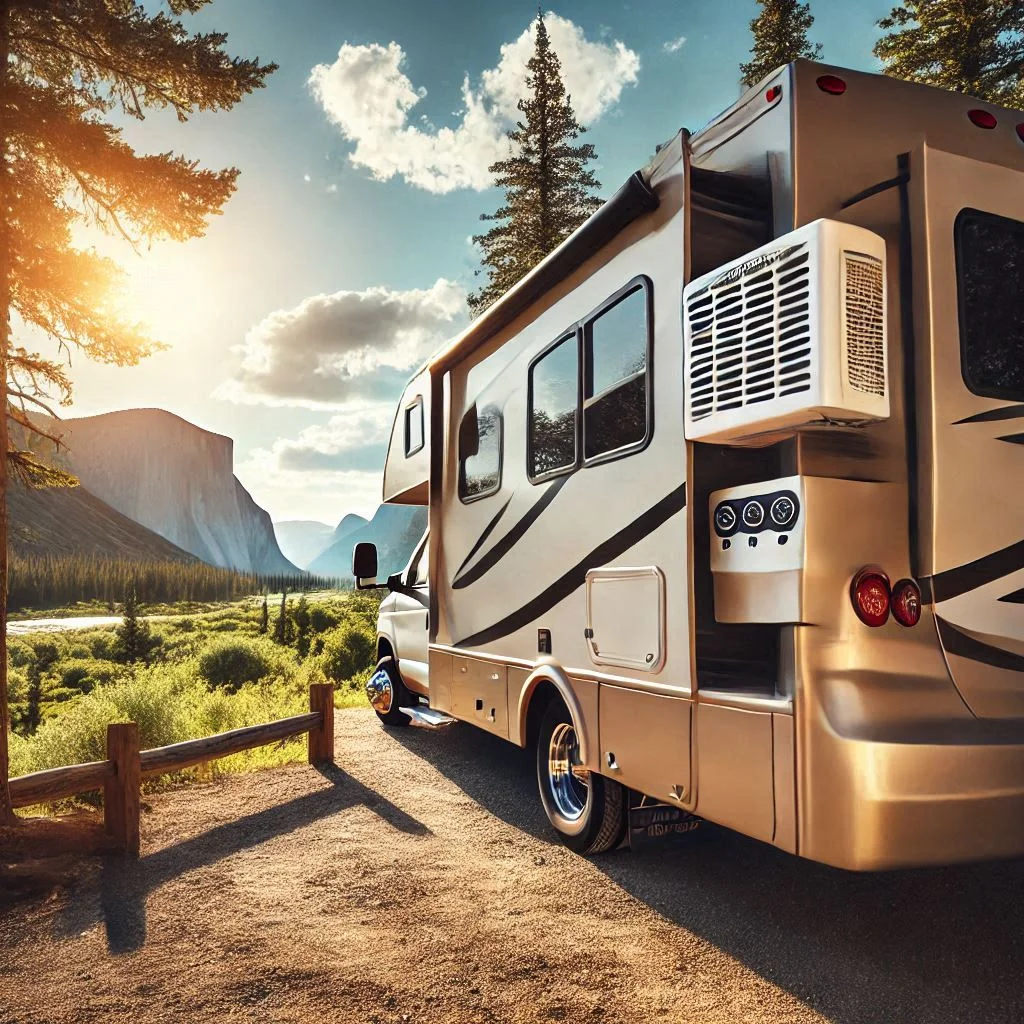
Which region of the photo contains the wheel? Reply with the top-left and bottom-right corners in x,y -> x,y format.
366,656 -> 414,727
535,700 -> 626,854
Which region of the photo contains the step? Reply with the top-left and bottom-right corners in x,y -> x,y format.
399,705 -> 458,730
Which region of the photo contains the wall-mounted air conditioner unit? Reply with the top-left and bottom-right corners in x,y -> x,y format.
683,218 -> 888,443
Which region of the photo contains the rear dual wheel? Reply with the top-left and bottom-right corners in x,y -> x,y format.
535,700 -> 626,854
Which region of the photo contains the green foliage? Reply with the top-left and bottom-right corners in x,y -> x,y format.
115,585 -> 158,664
874,0 -> 1024,105
259,594 -> 269,635
468,12 -> 602,316
318,623 -> 376,685
197,635 -> 294,692
740,0 -> 822,87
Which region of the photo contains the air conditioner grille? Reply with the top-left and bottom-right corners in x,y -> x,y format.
686,245 -> 812,421
843,252 -> 885,396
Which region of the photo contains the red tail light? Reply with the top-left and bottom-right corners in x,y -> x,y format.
891,579 -> 922,627
765,85 -> 782,102
816,75 -> 847,95
968,108 -> 997,129
851,569 -> 890,627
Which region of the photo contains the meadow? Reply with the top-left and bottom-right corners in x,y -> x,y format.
7,590 -> 380,797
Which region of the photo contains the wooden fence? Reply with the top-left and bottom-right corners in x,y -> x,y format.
8,682 -> 335,856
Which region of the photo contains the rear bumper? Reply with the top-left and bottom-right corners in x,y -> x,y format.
802,720 -> 1024,871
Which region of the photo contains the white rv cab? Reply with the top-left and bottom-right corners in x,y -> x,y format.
355,61 -> 1024,870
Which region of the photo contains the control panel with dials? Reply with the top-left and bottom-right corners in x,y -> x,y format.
709,475 -> 805,623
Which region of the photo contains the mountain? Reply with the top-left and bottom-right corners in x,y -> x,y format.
46,409 -> 299,575
273,520 -> 335,570
332,513 -> 369,543
309,504 -> 426,579
8,482 -> 200,563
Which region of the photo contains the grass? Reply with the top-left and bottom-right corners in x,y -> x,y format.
7,590 -> 381,810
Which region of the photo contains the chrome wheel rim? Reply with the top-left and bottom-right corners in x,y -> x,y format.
366,668 -> 394,714
547,722 -> 589,822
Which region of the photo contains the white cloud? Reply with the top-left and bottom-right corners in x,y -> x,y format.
216,278 -> 465,409
663,36 -> 686,54
308,13 -> 640,194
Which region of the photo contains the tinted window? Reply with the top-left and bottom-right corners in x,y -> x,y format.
459,403 -> 502,500
529,334 -> 578,479
404,398 -> 424,456
584,285 -> 650,460
956,208 -> 1024,401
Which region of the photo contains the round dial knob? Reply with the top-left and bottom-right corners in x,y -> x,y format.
742,500 -> 765,529
715,503 -> 737,532
770,495 -> 796,527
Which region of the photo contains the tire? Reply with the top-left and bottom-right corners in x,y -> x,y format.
366,656 -> 414,727
535,699 -> 626,854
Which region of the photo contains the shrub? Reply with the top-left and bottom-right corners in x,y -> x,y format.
197,635 -> 294,691
7,639 -> 34,669
88,631 -> 119,660
318,623 -> 376,684
58,658 -> 123,692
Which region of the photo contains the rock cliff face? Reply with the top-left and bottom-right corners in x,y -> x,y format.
54,409 -> 298,575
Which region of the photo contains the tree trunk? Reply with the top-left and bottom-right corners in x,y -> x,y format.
0,0 -> 14,825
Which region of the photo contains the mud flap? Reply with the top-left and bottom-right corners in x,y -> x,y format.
623,795 -> 701,850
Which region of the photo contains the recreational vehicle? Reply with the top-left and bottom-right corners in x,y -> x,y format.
353,60 -> 1024,871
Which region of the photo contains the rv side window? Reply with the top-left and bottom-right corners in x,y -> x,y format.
404,397 -> 424,457
583,281 -> 651,461
459,403 -> 502,501
956,208 -> 1024,401
529,333 -> 579,480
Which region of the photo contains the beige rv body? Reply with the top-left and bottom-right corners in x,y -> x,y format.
377,61 -> 1024,870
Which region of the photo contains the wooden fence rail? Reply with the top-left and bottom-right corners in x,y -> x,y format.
8,682 -> 335,857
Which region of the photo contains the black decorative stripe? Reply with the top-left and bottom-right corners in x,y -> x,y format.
840,171 -> 909,210
453,492 -> 514,579
998,587 -> 1024,604
454,483 -> 686,648
453,476 -> 569,590
923,537 -> 1024,603
954,404 -> 1024,425
937,617 -> 1024,673
389,585 -> 429,608
997,432 -> 1024,445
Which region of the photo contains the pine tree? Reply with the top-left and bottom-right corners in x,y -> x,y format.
874,0 -> 1024,106
259,593 -> 269,635
740,0 -> 823,87
274,590 -> 288,646
468,11 -> 602,317
0,2 -> 275,821
115,584 -> 155,665
293,593 -> 311,659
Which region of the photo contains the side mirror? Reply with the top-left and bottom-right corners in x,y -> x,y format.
352,542 -> 379,589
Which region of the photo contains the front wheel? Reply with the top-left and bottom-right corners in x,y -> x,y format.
536,700 -> 626,854
366,656 -> 415,727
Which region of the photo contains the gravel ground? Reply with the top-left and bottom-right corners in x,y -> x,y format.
2,707 -> 1024,1024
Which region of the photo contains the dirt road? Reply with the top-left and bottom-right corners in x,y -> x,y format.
3,708 -> 1024,1024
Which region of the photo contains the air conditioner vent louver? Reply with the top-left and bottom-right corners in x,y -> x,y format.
684,219 -> 889,444
842,252 -> 885,396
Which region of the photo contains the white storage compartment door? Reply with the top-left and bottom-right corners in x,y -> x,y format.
585,567 -> 665,672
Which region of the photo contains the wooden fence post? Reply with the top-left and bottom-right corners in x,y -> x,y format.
309,684 -> 335,765
104,723 -> 140,856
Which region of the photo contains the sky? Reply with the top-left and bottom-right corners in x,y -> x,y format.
63,0 -> 897,526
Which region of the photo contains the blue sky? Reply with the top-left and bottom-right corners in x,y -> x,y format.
68,0 -> 896,524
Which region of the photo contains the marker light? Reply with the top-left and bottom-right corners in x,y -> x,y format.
891,579 -> 922,627
765,85 -> 782,102
816,75 -> 847,95
968,109 -> 997,129
851,568 -> 890,627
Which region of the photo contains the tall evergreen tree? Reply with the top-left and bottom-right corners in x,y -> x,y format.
740,0 -> 823,87
874,0 -> 1024,106
0,1 -> 275,822
274,590 -> 288,646
115,584 -> 155,665
468,11 -> 601,317
259,593 -> 269,635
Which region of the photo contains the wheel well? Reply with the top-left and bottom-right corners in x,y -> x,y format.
525,680 -> 562,750
377,637 -> 394,662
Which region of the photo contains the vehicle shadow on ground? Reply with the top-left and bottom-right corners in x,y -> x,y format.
53,765 -> 429,956
396,721 -> 1024,1024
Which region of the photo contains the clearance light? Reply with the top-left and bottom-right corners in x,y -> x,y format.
891,579 -> 922,627
765,85 -> 782,102
851,568 -> 890,627
968,109 -> 997,129
816,75 -> 847,95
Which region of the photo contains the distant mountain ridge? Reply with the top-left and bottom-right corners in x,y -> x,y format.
309,504 -> 426,579
45,409 -> 299,575
272,520 -> 336,570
